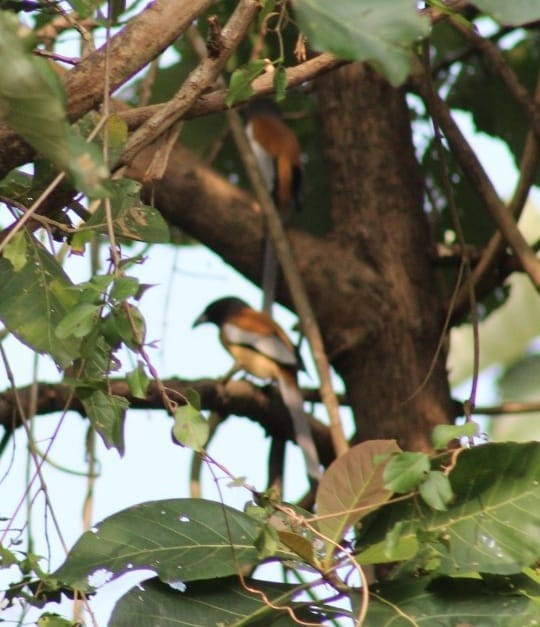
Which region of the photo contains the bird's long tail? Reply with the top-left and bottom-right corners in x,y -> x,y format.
261,234 -> 278,315
277,372 -> 322,485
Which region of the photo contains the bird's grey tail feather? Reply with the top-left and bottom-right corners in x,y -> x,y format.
262,236 -> 278,315
277,375 -> 322,483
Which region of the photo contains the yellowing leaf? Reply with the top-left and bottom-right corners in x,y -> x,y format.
315,439 -> 400,567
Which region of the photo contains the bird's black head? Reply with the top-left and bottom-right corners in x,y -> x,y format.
192,297 -> 249,328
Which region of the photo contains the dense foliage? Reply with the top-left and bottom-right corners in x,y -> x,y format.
0,0 -> 539,625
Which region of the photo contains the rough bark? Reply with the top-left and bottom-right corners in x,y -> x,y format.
316,64 -> 455,450
127,63 -> 455,452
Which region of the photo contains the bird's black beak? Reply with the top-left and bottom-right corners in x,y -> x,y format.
192,312 -> 208,328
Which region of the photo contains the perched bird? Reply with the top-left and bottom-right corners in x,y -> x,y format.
245,99 -> 303,314
193,296 -> 321,485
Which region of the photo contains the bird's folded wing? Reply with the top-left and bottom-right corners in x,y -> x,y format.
223,322 -> 298,367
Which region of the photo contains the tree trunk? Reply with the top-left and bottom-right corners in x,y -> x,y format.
316,64 -> 454,450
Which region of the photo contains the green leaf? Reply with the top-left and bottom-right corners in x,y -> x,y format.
359,442 -> 540,575
76,328 -> 117,381
110,276 -> 140,302
469,0 -> 540,26
316,440 -> 401,567
78,179 -> 170,244
126,362 -> 149,400
0,233 -> 81,367
37,613 -> 75,627
438,442 -> 540,574
55,303 -> 100,340
364,576 -> 539,625
110,0 -> 127,24
0,543 -> 18,568
110,576 -> 350,627
277,530 -> 315,564
65,0 -> 100,18
254,524 -> 279,560
419,471 -> 454,511
184,387 -> 201,411
3,230 -> 28,271
292,0 -> 429,86
0,168 -> 33,199
274,64 -> 288,101
226,59 -> 266,107
79,389 -> 128,454
53,499 -> 292,591
383,451 -> 430,493
432,422 -> 478,450
0,13 -> 109,197
172,403 -> 209,452
101,305 -> 146,350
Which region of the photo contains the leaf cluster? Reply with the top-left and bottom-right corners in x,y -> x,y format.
2,438 -> 537,624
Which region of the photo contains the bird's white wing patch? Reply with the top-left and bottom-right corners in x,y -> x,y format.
223,323 -> 297,367
246,122 -> 275,191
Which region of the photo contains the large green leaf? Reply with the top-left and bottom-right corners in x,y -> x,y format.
110,576 -> 350,626
470,0 -> 540,26
364,576 -> 539,626
54,499 -> 294,592
292,0 -> 429,86
0,232 -> 81,367
316,440 -> 400,567
0,13 -> 109,197
440,442 -> 540,574
357,442 -> 540,575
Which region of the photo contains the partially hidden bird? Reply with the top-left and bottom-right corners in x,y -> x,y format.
244,99 -> 303,315
193,296 -> 321,485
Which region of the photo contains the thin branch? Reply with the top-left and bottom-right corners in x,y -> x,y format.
226,111 -> 349,459
452,70 -> 540,317
0,378 -> 335,467
449,18 -> 540,139
64,0 -> 214,123
119,0 -> 260,168
473,401 -> 540,416
413,70 -> 540,288
118,53 -> 346,130
0,0 -> 215,178
418,41 -> 479,418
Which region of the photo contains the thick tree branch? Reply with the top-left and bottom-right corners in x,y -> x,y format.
0,0 -> 214,177
0,378 -> 334,467
119,0 -> 260,167
118,53 -> 346,130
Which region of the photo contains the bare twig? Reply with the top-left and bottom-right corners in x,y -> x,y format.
453,70 -> 540,316
418,42 -> 479,418
413,70 -> 540,288
450,18 -> 540,139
